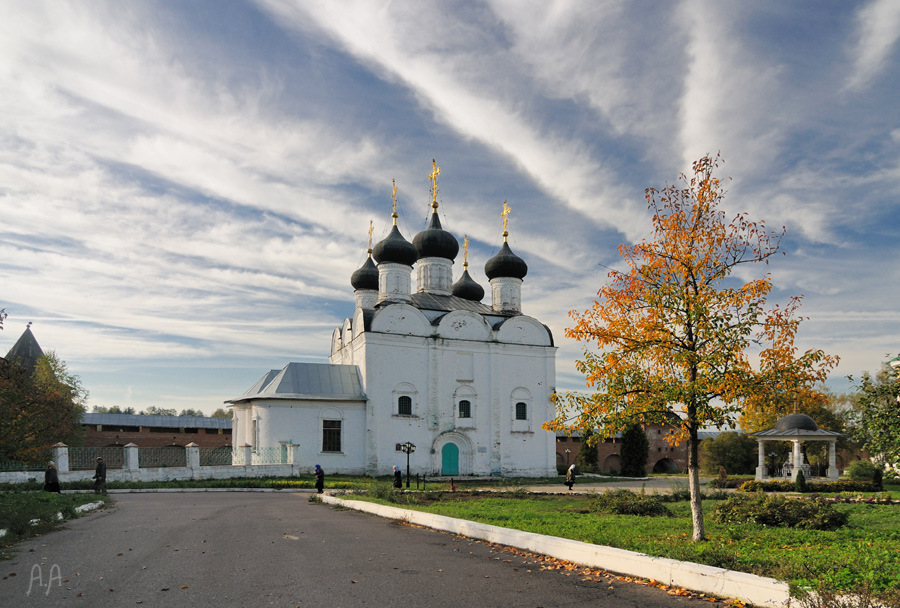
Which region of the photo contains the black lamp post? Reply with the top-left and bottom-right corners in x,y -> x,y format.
565,448 -> 571,468
399,442 -> 416,488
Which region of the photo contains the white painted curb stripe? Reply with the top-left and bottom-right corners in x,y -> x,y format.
322,495 -> 791,608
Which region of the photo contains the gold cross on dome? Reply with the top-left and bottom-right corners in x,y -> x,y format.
367,219 -> 374,251
391,179 -> 399,224
428,159 -> 440,208
501,201 -> 511,240
463,234 -> 469,268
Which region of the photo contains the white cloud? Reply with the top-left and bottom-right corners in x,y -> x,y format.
844,0 -> 900,91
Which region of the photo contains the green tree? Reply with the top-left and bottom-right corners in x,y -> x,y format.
575,427 -> 600,472
0,351 -> 86,463
620,425 -> 649,477
92,405 -> 136,414
850,359 -> 900,468
210,408 -> 231,418
141,406 -> 177,416
699,431 -> 757,475
547,155 -> 838,540
179,408 -> 204,417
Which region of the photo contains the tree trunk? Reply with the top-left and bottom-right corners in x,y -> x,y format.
687,428 -> 705,541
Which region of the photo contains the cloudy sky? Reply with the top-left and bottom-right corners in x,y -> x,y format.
1,1 -> 899,415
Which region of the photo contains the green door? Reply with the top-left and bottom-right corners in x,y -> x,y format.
441,443 -> 459,476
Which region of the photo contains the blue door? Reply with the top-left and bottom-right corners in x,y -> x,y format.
441,443 -> 459,476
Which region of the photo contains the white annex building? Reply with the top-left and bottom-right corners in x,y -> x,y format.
228,167 -> 557,477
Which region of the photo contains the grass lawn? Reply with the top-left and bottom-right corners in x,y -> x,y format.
345,489 -> 900,597
0,492 -> 111,559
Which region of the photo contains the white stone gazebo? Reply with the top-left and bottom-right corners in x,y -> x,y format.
751,413 -> 843,481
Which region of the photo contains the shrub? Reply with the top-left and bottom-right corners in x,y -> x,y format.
591,489 -> 672,517
795,469 -> 809,493
620,425 -> 649,477
738,479 -> 882,493
846,460 -> 877,481
713,494 -> 848,531
872,467 -> 883,491
711,476 -> 754,489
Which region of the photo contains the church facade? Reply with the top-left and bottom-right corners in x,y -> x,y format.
228,169 -> 557,477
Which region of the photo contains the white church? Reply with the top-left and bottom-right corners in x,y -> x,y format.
227,165 -> 557,477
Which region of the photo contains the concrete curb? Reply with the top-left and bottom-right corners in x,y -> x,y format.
321,494 -> 792,608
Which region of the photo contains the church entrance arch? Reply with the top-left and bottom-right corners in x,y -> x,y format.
441,443 -> 459,476
432,431 -> 473,476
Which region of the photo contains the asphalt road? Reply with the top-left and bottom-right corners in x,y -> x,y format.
1,492 -> 726,607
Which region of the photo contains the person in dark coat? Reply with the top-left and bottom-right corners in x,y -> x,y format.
564,464 -> 575,491
93,456 -> 107,495
314,464 -> 324,494
392,465 -> 402,489
44,462 -> 61,493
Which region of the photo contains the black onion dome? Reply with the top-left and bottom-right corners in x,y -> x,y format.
350,255 -> 378,290
775,413 -> 819,432
484,242 -> 527,280
451,268 -> 485,301
413,212 -> 459,260
372,225 -> 418,266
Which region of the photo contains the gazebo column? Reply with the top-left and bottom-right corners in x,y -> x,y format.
826,439 -> 839,480
791,440 -> 803,481
756,439 -> 767,480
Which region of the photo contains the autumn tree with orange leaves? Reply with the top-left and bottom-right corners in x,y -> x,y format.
546,155 -> 838,541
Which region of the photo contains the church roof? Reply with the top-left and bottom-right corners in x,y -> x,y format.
451,268 -> 485,302
413,210 -> 459,261
4,326 -> 44,371
407,292 -> 516,317
227,362 -> 366,404
373,225 -> 418,266
485,241 -> 528,280
350,254 -> 379,291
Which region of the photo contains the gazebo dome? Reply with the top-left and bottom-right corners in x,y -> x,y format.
774,413 -> 819,432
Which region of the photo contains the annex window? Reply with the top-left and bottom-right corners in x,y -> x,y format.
515,401 -> 528,420
398,396 -> 412,416
458,400 -> 472,419
322,420 -> 342,452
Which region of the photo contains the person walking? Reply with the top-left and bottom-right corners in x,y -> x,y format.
564,464 -> 575,491
314,464 -> 325,494
93,456 -> 107,495
392,465 -> 402,489
44,462 -> 61,493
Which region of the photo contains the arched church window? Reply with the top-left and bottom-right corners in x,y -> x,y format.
515,402 -> 528,420
398,396 -> 412,416
458,400 -> 471,418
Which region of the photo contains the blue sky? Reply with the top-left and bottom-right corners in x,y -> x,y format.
1,1 -> 899,415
